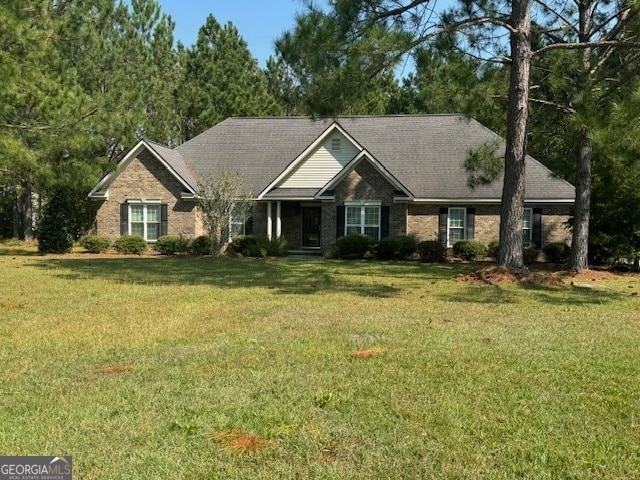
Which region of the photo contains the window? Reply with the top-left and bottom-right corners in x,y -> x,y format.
523,208 -> 532,244
448,207 -> 466,246
229,208 -> 246,241
129,203 -> 160,241
331,138 -> 341,151
345,204 -> 381,240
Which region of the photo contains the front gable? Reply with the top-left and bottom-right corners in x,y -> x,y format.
259,122 -> 362,198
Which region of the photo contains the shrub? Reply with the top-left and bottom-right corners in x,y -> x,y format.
523,246 -> 539,265
37,186 -> 76,253
335,234 -> 375,260
453,240 -> 486,261
416,240 -> 446,263
189,235 -> 212,256
79,235 -> 111,253
232,235 -> 259,256
487,239 -> 500,259
375,235 -> 417,260
154,235 -> 189,255
235,235 -> 288,258
113,235 -> 147,255
543,242 -> 570,264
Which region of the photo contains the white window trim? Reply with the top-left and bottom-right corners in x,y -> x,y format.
229,209 -> 246,241
447,207 -> 467,247
523,208 -> 533,245
128,203 -> 161,242
345,201 -> 382,241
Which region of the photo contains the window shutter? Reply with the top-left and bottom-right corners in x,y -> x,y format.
245,215 -> 253,235
466,208 -> 475,240
438,208 -> 448,245
532,208 -> 542,248
160,204 -> 168,237
336,206 -> 345,238
380,206 -> 390,239
120,204 -> 128,235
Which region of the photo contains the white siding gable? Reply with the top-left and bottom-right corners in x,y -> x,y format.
278,132 -> 360,189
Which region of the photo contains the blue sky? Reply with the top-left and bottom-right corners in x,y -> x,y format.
157,0 -> 304,67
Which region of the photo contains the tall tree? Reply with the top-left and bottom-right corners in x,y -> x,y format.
177,15 -> 281,141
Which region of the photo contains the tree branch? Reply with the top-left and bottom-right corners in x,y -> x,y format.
533,40 -> 640,56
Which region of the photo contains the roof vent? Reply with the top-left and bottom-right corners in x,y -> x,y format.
331,138 -> 341,151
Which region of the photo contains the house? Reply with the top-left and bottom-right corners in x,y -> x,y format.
88,115 -> 575,255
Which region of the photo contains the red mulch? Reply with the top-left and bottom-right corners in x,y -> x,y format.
457,265 -> 566,287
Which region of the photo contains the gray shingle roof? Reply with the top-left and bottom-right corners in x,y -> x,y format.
146,141 -> 199,192
173,115 -> 574,201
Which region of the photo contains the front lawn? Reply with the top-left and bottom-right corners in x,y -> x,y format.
1,250 -> 639,479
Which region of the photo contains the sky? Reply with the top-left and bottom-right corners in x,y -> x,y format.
157,0 -> 305,68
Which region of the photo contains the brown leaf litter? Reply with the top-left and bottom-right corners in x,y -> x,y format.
457,265 -> 565,287
349,347 -> 382,359
206,429 -> 267,455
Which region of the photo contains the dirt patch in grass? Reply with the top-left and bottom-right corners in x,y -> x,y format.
457,265 -> 566,287
206,429 -> 266,455
349,347 -> 382,359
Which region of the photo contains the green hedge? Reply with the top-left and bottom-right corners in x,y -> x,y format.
189,236 -> 212,256
154,235 -> 189,255
417,240 -> 446,263
334,234 -> 374,260
79,235 -> 111,253
113,235 -> 147,255
453,240 -> 486,261
543,242 -> 571,264
375,235 -> 417,260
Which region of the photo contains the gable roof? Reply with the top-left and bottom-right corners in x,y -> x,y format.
88,140 -> 198,199
176,115 -> 574,202
90,115 -> 575,203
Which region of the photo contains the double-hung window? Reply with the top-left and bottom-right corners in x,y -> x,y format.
229,208 -> 246,241
448,207 -> 466,246
129,203 -> 160,241
345,202 -> 381,240
522,208 -> 533,244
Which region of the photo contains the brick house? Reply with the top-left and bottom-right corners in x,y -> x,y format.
88,115 -> 575,255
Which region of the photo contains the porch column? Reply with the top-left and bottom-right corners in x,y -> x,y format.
276,201 -> 282,238
267,202 -> 273,240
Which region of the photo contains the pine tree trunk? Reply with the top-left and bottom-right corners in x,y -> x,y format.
498,0 -> 532,271
570,134 -> 592,272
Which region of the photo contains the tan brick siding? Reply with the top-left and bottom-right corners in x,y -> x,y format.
94,150 -> 198,240
407,204 -> 572,248
321,160 -> 407,254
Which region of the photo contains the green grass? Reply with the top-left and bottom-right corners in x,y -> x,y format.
1,247 -> 639,479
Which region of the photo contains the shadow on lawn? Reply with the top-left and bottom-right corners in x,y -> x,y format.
28,257 -> 464,298
440,281 -> 628,306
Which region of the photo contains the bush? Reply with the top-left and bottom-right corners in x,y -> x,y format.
37,186 -> 76,253
416,240 -> 446,263
543,242 -> 570,264
154,235 -> 189,255
234,235 -> 288,258
523,246 -> 539,265
79,235 -> 111,253
487,239 -> 500,259
189,235 -> 212,256
113,235 -> 147,255
375,235 -> 417,260
335,234 -> 375,260
232,235 -> 259,256
453,240 -> 486,261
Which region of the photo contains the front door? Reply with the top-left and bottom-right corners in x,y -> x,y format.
302,207 -> 321,248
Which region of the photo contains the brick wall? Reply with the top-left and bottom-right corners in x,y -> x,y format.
407,204 -> 572,247
94,150 -> 198,240
321,160 -> 407,254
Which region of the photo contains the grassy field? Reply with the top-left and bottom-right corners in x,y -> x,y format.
1,244 -> 639,479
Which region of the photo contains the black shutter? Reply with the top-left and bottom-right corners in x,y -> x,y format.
466,208 -> 475,240
120,203 -> 128,235
336,206 -> 345,238
438,208 -> 448,245
160,204 -> 168,237
380,206 -> 390,239
245,214 -> 253,235
532,208 -> 542,248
